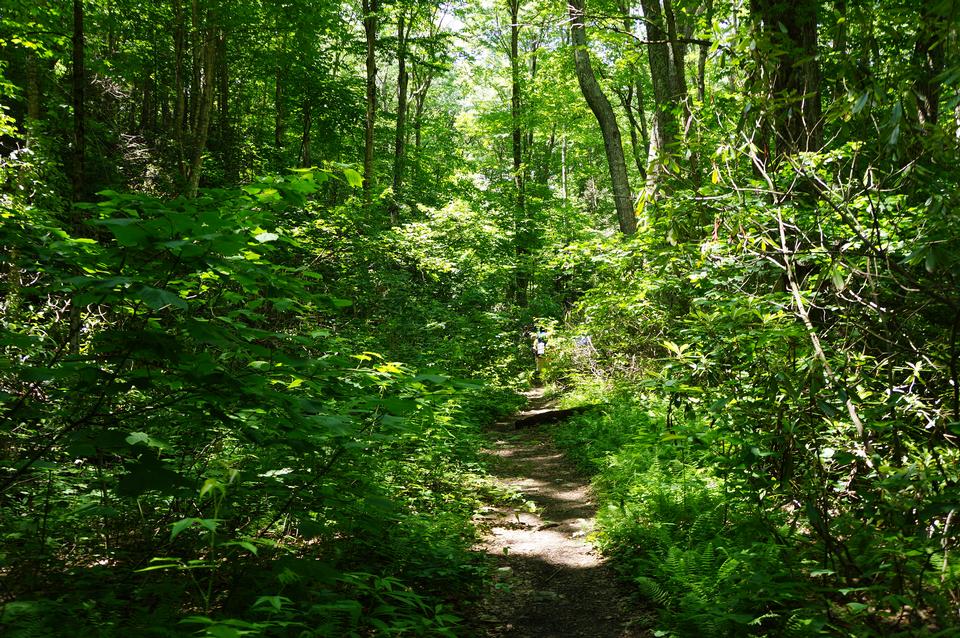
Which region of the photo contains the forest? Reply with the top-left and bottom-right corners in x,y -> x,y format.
1,0 -> 958,635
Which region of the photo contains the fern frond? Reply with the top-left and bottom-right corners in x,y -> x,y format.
635,576 -> 670,605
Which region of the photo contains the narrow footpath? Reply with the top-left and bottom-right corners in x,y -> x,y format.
468,390 -> 652,637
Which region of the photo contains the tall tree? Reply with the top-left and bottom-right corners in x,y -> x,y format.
172,0 -> 187,178
750,0 -> 822,156
912,2 -> 948,129
638,0 -> 678,184
509,0 -> 530,303
71,0 -> 86,203
390,4 -> 414,225
186,18 -> 215,198
569,0 -> 636,235
362,0 -> 380,207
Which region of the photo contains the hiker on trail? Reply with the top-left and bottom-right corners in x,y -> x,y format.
531,326 -> 548,382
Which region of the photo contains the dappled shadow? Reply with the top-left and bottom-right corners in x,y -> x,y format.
469,398 -> 653,637
468,550 -> 649,637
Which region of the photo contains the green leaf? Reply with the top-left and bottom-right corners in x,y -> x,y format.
125,431 -> 168,449
206,626 -> 242,638
342,167 -> 364,188
253,595 -> 291,612
830,267 -> 845,291
138,286 -> 188,311
171,518 -> 199,540
199,478 -> 226,501
254,231 -> 279,243
93,218 -> 148,247
852,92 -> 869,115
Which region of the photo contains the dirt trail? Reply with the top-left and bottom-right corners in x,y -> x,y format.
468,390 -> 652,637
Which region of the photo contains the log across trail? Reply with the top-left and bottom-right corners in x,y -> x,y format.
468,390 -> 651,637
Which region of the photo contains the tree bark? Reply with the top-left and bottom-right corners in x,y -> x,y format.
274,66 -> 284,149
25,50 -> 41,124
362,0 -> 379,207
300,97 -> 312,167
569,0 -> 636,235
216,28 -> 235,182
70,0 -> 87,355
390,10 -> 411,226
561,135 -> 568,200
409,11 -> 441,170
509,0 -> 529,305
186,23 -> 215,198
639,0 -> 678,182
663,0 -> 688,108
751,0 -> 822,155
912,2 -> 946,128
189,0 -> 201,133
172,0 -> 187,178
72,0 -> 86,202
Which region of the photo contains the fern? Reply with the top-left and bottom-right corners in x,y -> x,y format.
782,612 -> 828,637
635,576 -> 671,605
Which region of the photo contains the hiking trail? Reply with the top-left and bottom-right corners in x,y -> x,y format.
468,389 -> 652,637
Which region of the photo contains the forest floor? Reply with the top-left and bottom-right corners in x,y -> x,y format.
466,389 -> 654,637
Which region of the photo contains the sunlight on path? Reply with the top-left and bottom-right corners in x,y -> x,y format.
468,392 -> 652,637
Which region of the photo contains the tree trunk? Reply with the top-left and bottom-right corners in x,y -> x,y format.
663,0 -> 688,108
569,0 -> 636,235
70,0 -> 86,355
144,26 -> 159,133
172,0 -> 186,178
697,42 -> 707,101
663,0 -> 701,186
751,0 -> 822,155
25,50 -> 41,124
639,0 -> 678,183
561,135 -> 568,200
189,0 -> 201,133
412,73 -> 432,151
300,97 -> 312,167
362,0 -> 379,207
912,3 -> 946,128
538,125 -> 556,185
509,0 -> 529,306
616,1 -> 650,179
72,0 -> 86,202
695,0 -> 715,103
216,28 -> 234,183
186,23 -> 215,198
390,11 -> 411,226
274,66 -> 284,150
832,0 -> 847,56
409,13 -> 439,169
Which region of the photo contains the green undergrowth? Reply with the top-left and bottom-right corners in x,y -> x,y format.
551,385 -> 957,638
1,387 -> 518,638
0,172 -> 524,637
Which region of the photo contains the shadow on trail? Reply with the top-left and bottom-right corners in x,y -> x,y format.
470,404 -> 652,637
471,551 -> 639,638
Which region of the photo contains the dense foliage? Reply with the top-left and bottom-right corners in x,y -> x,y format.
2,0 -> 959,635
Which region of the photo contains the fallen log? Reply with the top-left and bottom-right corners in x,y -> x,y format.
513,405 -> 597,429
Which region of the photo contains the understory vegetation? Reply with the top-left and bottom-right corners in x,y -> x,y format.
549,203 -> 960,636
0,167 -> 526,636
2,0 -> 959,635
